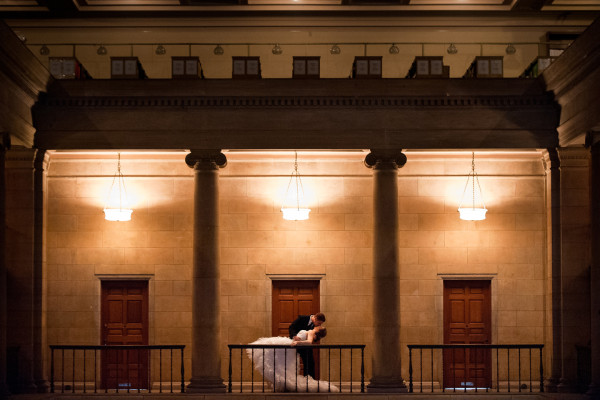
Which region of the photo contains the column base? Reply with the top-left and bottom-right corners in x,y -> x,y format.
367,378 -> 407,393
35,379 -> 50,393
186,377 -> 226,393
586,383 -> 600,397
557,378 -> 576,393
545,376 -> 560,392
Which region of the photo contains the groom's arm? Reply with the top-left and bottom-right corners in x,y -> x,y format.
288,316 -> 304,338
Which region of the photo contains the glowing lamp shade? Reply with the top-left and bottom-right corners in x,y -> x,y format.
281,207 -> 311,221
103,153 -> 133,222
458,152 -> 487,221
103,208 -> 133,222
281,151 -> 310,221
458,207 -> 487,221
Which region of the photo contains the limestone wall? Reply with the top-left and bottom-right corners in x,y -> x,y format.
44,149 -> 549,384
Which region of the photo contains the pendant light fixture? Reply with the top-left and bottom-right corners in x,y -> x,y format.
281,151 -> 310,221
458,152 -> 487,221
103,153 -> 133,222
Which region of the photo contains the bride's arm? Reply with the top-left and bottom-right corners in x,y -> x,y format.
291,330 -> 316,346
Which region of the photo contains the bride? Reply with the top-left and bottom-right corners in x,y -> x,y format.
246,326 -> 339,392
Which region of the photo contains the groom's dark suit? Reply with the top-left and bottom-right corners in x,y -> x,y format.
289,315 -> 316,378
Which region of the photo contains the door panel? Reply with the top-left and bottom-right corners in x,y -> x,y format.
272,280 -> 320,378
443,280 -> 491,389
101,280 -> 149,390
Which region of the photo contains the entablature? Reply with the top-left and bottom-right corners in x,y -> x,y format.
33,78 -> 559,151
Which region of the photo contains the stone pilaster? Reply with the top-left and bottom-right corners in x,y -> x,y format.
365,149 -> 407,393
557,147 -> 590,393
0,133 -> 10,396
543,148 -> 562,392
33,150 -> 49,393
185,150 -> 227,393
587,133 -> 600,397
5,146 -> 37,393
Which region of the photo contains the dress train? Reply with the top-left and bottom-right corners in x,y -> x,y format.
246,337 -> 339,392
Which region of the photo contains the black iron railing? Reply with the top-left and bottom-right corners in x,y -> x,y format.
408,344 -> 544,394
49,345 -> 185,394
228,344 -> 365,393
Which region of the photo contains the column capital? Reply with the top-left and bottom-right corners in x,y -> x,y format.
542,148 -> 560,172
185,150 -> 227,169
364,149 -> 407,169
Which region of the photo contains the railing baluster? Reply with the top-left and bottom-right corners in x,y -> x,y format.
159,348 -> 162,393
116,348 -> 119,393
463,347 -> 466,393
148,348 -> 152,393
83,349 -> 86,393
339,347 -> 342,392
240,348 -> 243,393
539,347 -> 544,392
408,347 -> 413,393
94,348 -> 97,393
350,348 -> 353,393
251,349 -> 254,393
126,348 -> 130,393
262,348 -> 264,393
327,347 -> 330,392
452,347 -> 456,392
507,348 -> 510,392
284,345 -> 287,392
72,348 -> 75,393
228,347 -> 232,393
361,347 -> 365,393
496,347 -> 499,392
180,347 -> 185,393
430,348 -> 433,393
529,348 -> 532,392
61,348 -> 64,393
170,348 -> 173,393
518,348 -> 522,392
50,347 -> 55,393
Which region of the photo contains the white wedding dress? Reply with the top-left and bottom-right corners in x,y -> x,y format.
246,336 -> 339,392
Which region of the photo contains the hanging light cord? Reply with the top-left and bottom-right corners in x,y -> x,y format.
471,152 -> 476,209
282,150 -> 306,212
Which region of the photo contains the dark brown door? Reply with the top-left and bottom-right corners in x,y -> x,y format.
272,280 -> 320,377
443,280 -> 491,389
101,280 -> 149,390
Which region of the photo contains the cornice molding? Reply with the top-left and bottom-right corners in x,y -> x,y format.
39,94 -> 555,109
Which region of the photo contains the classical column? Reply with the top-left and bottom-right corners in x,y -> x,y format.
543,149 -> 562,392
33,150 -> 49,392
0,134 -> 9,396
365,149 -> 407,393
185,150 -> 227,393
587,134 -> 600,397
557,147 -> 590,393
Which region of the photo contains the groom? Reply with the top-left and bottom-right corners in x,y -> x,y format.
289,312 -> 326,378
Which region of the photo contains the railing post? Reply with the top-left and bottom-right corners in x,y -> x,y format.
408,347 -> 413,393
361,347 -> 365,393
50,347 -> 54,393
228,346 -> 232,393
539,347 -> 544,392
181,347 -> 185,393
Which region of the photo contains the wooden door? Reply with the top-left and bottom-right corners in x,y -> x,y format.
101,280 -> 149,390
443,280 -> 491,389
272,280 -> 320,377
